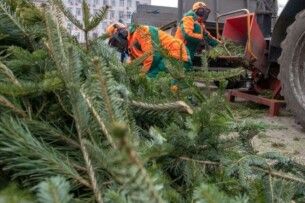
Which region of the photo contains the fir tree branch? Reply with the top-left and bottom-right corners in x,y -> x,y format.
267,166 -> 274,203
88,6 -> 109,31
129,100 -> 193,115
253,167 -> 305,185
35,96 -> 48,118
24,120 -> 81,149
113,122 -> 164,203
82,0 -> 90,30
80,90 -> 117,149
0,117 -> 91,189
124,52 -> 150,70
36,176 -> 73,203
191,68 -> 245,82
179,157 -> 220,166
45,10 -> 102,198
0,95 -> 27,117
180,157 -> 305,185
79,138 -> 103,203
82,0 -> 90,49
51,0 -> 83,30
0,61 -> 20,85
0,33 -> 7,40
54,92 -> 73,117
0,1 -> 33,49
0,78 -> 63,97
193,183 -> 248,203
92,57 -> 115,122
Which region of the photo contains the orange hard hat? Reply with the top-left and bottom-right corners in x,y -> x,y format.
192,2 -> 207,11
106,22 -> 126,37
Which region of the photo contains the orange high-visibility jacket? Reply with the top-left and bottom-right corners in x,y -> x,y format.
175,10 -> 218,47
128,25 -> 190,74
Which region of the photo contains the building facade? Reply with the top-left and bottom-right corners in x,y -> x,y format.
66,0 -> 151,41
34,0 -> 151,42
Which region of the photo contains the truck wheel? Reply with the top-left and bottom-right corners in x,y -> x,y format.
279,10 -> 305,128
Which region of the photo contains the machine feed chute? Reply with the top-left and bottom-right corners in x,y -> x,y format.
217,10 -> 267,74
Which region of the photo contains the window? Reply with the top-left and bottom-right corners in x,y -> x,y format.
110,11 -> 115,19
111,0 -> 115,6
94,0 -> 98,5
103,0 -> 108,5
109,10 -> 115,19
127,0 -> 131,7
127,11 -> 131,19
119,0 -> 124,7
68,0 -> 74,5
119,11 -> 124,19
68,7 -> 73,14
77,0 -> 81,3
76,8 -> 81,16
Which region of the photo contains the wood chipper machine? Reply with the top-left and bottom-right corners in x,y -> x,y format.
215,9 -> 284,117
178,0 -> 305,128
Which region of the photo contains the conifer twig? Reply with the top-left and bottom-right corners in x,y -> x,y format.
80,90 -> 117,149
129,100 -> 194,115
180,157 -> 305,184
79,138 -> 103,203
114,123 -> 164,203
253,167 -> 305,185
0,61 -> 20,85
92,57 -> 115,122
268,166 -> 274,203
0,95 -> 27,117
35,98 -> 48,117
0,62 -> 33,118
54,92 -> 73,117
179,157 -> 220,166
223,43 -> 232,56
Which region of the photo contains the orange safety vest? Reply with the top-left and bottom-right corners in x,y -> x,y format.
128,25 -> 191,77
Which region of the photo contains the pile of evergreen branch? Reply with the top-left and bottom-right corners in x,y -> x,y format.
0,0 -> 304,202
207,40 -> 245,59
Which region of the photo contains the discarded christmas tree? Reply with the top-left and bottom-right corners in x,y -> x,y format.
0,0 -> 304,202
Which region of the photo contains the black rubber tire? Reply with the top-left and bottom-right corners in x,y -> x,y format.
279,9 -> 305,128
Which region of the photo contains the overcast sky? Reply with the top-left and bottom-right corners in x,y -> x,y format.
151,0 -> 289,11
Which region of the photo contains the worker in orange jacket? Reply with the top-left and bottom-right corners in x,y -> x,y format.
107,23 -> 192,78
176,2 -> 220,61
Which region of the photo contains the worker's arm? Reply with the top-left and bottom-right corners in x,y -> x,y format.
132,28 -> 154,74
129,44 -> 153,74
204,30 -> 221,47
142,53 -> 153,74
181,16 -> 203,44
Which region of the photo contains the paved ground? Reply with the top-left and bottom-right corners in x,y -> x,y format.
230,101 -> 305,165
252,115 -> 305,164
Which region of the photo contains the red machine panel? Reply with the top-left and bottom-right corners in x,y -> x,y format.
222,13 -> 267,74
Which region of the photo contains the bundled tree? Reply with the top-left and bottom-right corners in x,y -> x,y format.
0,0 -> 304,202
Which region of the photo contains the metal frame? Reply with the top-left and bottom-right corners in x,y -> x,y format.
227,90 -> 285,116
